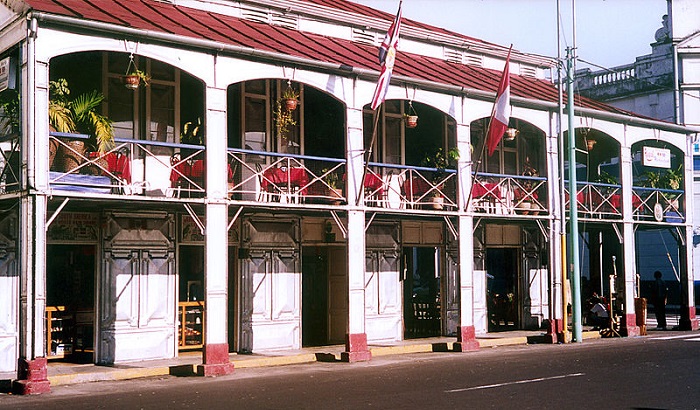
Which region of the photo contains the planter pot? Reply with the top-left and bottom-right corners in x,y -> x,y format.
328,187 -> 344,205
59,140 -> 86,173
284,98 -> 298,111
529,203 -> 540,215
406,115 -> 418,128
430,196 -> 444,210
49,137 -> 59,170
123,75 -> 140,89
517,201 -> 531,215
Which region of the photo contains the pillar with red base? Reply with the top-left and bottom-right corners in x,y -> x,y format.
620,314 -> 641,337
341,110 -> 371,363
679,306 -> 699,331
454,326 -> 479,352
341,210 -> 371,362
15,192 -> 51,394
197,94 -> 234,377
197,343 -> 234,376
13,357 -> 50,395
341,332 -> 372,362
454,126 -> 480,353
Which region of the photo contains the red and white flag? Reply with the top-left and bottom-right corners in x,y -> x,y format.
370,1 -> 402,110
486,47 -> 512,156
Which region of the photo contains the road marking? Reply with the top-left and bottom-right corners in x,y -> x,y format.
649,334 -> 697,340
685,337 -> 700,342
445,373 -> 585,393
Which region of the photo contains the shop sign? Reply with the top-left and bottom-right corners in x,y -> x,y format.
0,57 -> 9,92
48,212 -> 99,241
180,215 -> 239,243
642,146 -> 671,169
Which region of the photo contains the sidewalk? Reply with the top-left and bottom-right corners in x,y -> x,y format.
1,329 -> 602,389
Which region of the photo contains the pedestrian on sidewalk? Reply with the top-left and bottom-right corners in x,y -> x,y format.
651,270 -> 668,330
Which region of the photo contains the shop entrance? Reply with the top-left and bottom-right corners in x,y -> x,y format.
301,246 -> 346,347
403,247 -> 441,339
178,245 -> 205,350
46,244 -> 96,363
486,247 -> 519,331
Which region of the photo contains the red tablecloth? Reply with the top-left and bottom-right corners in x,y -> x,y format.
89,151 -> 131,184
261,167 -> 309,194
403,177 -> 432,198
473,183 -> 501,199
363,173 -> 384,197
170,159 -> 232,184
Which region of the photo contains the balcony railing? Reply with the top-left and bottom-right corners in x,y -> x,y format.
227,148 -> 346,204
632,186 -> 684,223
564,182 -> 623,219
470,172 -> 548,216
38,133 -> 686,224
363,162 -> 458,211
0,133 -> 20,193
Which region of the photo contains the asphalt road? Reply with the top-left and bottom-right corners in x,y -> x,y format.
2,331 -> 700,410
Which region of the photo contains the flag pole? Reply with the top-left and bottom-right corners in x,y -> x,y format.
464,44 -> 512,212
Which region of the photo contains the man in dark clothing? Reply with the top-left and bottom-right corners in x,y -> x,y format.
651,270 -> 667,330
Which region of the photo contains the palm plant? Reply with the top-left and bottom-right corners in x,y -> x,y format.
49,78 -> 114,153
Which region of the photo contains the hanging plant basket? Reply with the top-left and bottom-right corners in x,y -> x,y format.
285,98 -> 298,111
406,115 -> 418,128
123,74 -> 140,89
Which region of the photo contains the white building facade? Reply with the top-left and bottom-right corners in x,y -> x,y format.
0,0 -> 696,394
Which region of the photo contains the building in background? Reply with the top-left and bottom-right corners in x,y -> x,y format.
575,0 -> 700,302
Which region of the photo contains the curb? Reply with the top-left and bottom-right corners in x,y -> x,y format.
46,333 -> 593,386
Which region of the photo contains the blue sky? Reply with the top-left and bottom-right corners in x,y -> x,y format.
353,0 -> 668,70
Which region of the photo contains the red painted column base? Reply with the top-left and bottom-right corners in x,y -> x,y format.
679,306 -> 699,331
13,357 -> 50,395
540,318 -> 562,344
453,326 -> 480,352
621,313 -> 640,337
196,343 -> 234,377
341,333 -> 371,362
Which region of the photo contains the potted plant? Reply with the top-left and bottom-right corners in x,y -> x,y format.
281,86 -> 299,111
322,168 -> 343,204
661,165 -> 683,209
518,158 -> 538,214
274,100 -> 297,141
421,147 -> 459,209
49,78 -> 114,172
123,69 -> 151,89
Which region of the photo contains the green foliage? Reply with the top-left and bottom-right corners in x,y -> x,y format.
281,86 -> 299,100
661,165 -> 682,190
0,89 -> 20,134
181,117 -> 204,145
321,168 -> 339,189
128,69 -> 151,87
593,170 -> 617,185
49,78 -> 114,153
422,147 -> 459,170
274,100 -> 297,140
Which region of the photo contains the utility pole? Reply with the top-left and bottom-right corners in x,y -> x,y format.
566,46 -> 582,342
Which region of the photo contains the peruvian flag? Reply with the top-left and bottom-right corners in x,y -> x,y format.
371,1 -> 402,110
486,47 -> 512,156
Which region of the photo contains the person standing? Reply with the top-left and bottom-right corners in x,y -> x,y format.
651,271 -> 668,330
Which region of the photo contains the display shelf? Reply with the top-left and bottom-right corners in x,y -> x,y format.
178,301 -> 205,350
46,306 -> 72,358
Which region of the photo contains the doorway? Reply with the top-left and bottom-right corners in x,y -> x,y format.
301,246 -> 346,347
486,248 -> 519,331
403,247 -> 441,339
46,244 -> 96,363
